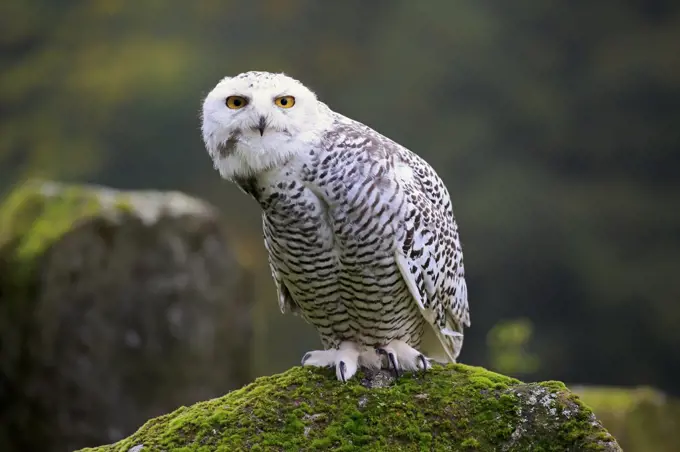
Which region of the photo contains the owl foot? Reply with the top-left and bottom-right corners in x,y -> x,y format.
376,340 -> 431,379
301,341 -> 362,382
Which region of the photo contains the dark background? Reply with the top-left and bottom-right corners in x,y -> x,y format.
2,0 -> 679,395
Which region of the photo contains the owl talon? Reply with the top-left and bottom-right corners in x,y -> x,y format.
301,342 -> 360,381
338,361 -> 347,383
388,353 -> 400,378
418,354 -> 429,372
376,347 -> 401,378
375,341 -> 433,377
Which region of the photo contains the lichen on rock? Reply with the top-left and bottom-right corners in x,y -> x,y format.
78,364 -> 621,452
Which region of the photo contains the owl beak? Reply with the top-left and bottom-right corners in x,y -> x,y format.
256,116 -> 267,136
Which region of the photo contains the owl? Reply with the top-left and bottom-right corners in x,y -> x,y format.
201,71 -> 470,382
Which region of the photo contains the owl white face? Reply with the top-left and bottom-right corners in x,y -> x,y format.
201,71 -> 332,180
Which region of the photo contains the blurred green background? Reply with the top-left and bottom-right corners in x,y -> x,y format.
2,0 -> 679,400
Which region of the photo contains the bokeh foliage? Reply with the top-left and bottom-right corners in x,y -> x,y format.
1,0 -> 679,394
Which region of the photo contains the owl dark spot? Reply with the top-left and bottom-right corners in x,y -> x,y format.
233,175 -> 260,202
218,130 -> 241,158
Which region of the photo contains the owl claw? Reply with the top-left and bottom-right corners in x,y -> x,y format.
302,341 -> 427,382
301,342 -> 359,382
376,341 -> 431,377
339,361 -> 347,382
389,353 -> 401,378
376,348 -> 401,378
418,354 -> 429,372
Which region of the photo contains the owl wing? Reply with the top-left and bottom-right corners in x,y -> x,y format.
393,159 -> 470,363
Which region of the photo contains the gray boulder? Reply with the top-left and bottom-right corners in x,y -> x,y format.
0,180 -> 253,452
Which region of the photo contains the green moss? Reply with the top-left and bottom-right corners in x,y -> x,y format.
112,194 -> 135,214
0,180 -> 104,284
76,364 -> 620,452
461,437 -> 480,448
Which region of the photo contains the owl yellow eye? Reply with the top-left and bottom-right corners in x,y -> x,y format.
274,96 -> 295,108
226,96 -> 248,109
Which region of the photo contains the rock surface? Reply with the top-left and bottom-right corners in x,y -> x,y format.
0,180 -> 253,452
78,364 -> 621,452
574,385 -> 680,452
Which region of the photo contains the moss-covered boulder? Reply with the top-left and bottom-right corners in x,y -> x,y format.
78,364 -> 621,452
0,180 -> 253,452
574,385 -> 680,452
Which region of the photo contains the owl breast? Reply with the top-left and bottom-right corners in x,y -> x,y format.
260,167 -> 425,350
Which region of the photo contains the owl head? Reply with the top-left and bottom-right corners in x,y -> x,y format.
201,71 -> 333,180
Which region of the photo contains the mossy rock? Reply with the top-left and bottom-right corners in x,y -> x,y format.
78,364 -> 621,452
0,180 -> 253,452
574,385 -> 680,452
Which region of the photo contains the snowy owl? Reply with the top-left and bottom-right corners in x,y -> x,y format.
201,71 -> 470,382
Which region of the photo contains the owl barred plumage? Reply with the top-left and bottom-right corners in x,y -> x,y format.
201,71 -> 470,381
